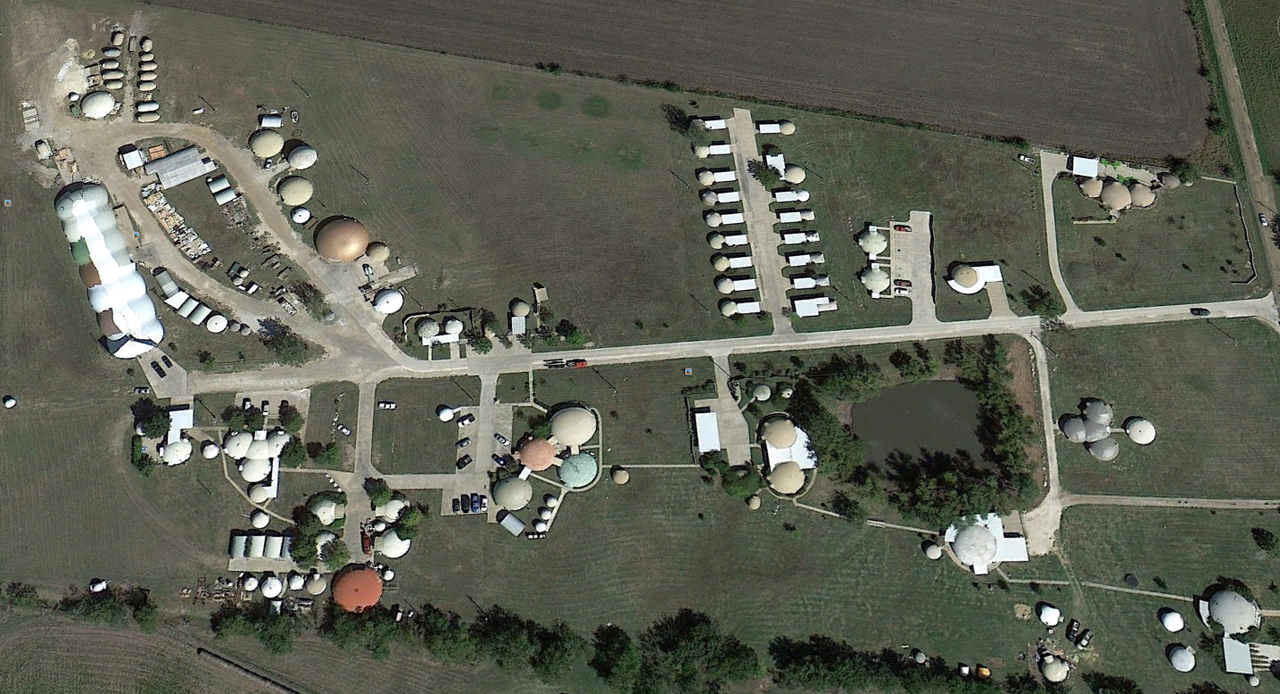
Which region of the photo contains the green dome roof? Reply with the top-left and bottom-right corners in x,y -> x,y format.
558,452 -> 599,489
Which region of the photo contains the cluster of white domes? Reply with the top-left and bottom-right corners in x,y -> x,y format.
1060,398 -> 1154,461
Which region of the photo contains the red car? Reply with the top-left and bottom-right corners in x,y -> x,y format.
893,224 -> 912,232
568,359 -> 588,368
360,532 -> 373,555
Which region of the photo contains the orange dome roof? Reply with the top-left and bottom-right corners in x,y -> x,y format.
332,565 -> 382,612
518,438 -> 559,472
314,217 -> 371,262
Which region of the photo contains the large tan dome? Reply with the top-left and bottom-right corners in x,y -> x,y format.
315,218 -> 371,262
551,407 -> 596,447
768,461 -> 804,495
249,130 -> 284,158
952,264 -> 980,288
1100,181 -> 1132,211
1159,172 -> 1181,189
277,176 -> 314,206
1130,183 -> 1156,208
365,242 -> 390,262
492,476 -> 533,511
1079,177 -> 1103,198
760,415 -> 797,448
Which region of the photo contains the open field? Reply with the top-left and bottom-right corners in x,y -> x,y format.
1054,177 -> 1270,309
1046,319 -> 1280,497
303,380 -> 358,443
526,359 -> 715,468
745,110 -> 1054,324
142,0 -> 1209,160
372,377 -> 482,474
1220,0 -> 1280,177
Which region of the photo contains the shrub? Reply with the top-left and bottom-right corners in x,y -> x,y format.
1252,527 -> 1279,554
309,442 -> 342,468
747,158 -> 782,188
468,335 -> 494,354
131,398 -> 171,438
279,440 -> 307,468
364,478 -> 393,507
320,538 -> 350,569
590,624 -> 640,691
278,403 -> 304,433
259,319 -> 312,367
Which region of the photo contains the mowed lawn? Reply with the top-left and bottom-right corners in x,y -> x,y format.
1045,319 -> 1280,496
526,359 -> 715,467
372,377 -> 482,474
1056,507 -> 1280,693
1221,0 -> 1280,177
1055,178 -> 1269,309
749,108 -> 1054,324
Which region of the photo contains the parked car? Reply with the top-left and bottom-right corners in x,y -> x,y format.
456,437 -> 471,449
457,414 -> 475,427
456,454 -> 473,470
261,400 -> 271,417
160,355 -> 173,368
133,386 -> 151,394
458,494 -> 471,513
893,224 -> 912,232
492,453 -> 508,465
1190,307 -> 1210,317
478,496 -> 489,512
567,358 -> 588,368
893,279 -> 912,287
493,432 -> 509,446
452,497 -> 461,514
893,286 -> 911,296
243,398 -> 253,410
377,401 -> 397,410
1018,153 -> 1035,164
471,495 -> 482,513
1075,629 -> 1092,649
150,361 -> 166,378
1261,213 -> 1270,228
1064,619 -> 1081,642
336,424 -> 352,436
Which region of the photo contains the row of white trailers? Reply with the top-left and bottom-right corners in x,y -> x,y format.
229,531 -> 294,560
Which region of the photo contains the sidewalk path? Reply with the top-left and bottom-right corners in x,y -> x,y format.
1038,151 -> 1081,315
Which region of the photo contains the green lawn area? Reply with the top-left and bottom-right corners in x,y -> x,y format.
1056,506 -> 1280,693
525,359 -> 715,467
748,107 -> 1056,324
1054,177 -> 1269,309
1221,0 -> 1280,179
372,377 -> 482,474
299,380 -> 359,468
1046,319 -> 1280,497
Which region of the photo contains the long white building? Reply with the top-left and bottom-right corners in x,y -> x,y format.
55,184 -> 163,358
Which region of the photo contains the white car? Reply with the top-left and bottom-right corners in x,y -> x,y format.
457,414 -> 475,427
377,401 -> 397,410
336,424 -> 352,436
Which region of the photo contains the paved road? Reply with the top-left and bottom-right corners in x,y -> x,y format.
1203,0 -> 1280,279
1038,151 -> 1082,315
727,108 -> 792,334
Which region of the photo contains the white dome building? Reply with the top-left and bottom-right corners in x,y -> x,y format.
1082,399 -> 1114,426
277,177 -> 314,206
372,289 -> 404,315
248,484 -> 270,504
240,574 -> 259,592
860,267 -> 891,294
1160,608 -> 1185,632
493,476 -> 534,511
291,207 -> 312,224
551,407 -> 597,447
1085,436 -> 1120,462
1208,590 -> 1261,635
416,318 -> 441,339
305,573 -> 328,595
1040,655 -> 1069,683
288,572 -> 306,591
444,318 -> 465,335
250,509 -> 270,529
1125,417 -> 1156,445
1037,603 -> 1062,627
436,405 -> 456,422
201,442 -> 220,459
767,461 -> 805,495
951,525 -> 997,571
160,439 -> 193,465
375,529 -> 411,559
923,542 -> 943,560
81,91 -> 116,119
309,497 -> 339,526
857,230 -> 888,256
223,431 -> 253,458
783,164 -> 806,184
287,145 -> 318,170
377,498 -> 407,522
239,457 -> 271,484
1060,416 -> 1087,443
249,130 -> 284,158
1168,645 -> 1195,673
2,395 -> 15,409
266,431 -> 292,457
260,575 -> 284,599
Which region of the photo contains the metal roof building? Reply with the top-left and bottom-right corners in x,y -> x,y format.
144,146 -> 217,189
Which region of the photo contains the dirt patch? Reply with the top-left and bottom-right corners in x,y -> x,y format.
144,0 -> 1208,158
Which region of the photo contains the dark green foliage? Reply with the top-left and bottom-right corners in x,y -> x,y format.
259,318 -> 312,366
321,603 -> 410,659
1019,285 -> 1064,317
747,158 -> 782,188
221,405 -> 265,432
522,412 -> 554,440
279,440 -> 307,468
555,319 -> 585,344
1252,527 -> 1279,554
364,477 -> 393,507
469,605 -> 587,683
393,504 -> 428,540
130,435 -> 156,476
697,452 -> 764,499
0,582 -> 44,609
532,620 -> 589,682
769,636 -> 1007,693
212,602 -> 306,654
810,354 -> 884,403
320,538 -> 350,568
278,403 -> 304,434
635,608 -> 760,694
886,449 -> 1006,527
786,381 -> 865,484
829,490 -> 868,524
131,398 -> 171,438
58,592 -> 128,625
309,441 -> 342,468
468,335 -> 494,354
412,604 -> 478,664
288,506 -> 323,568
1166,156 -> 1199,183
290,282 -> 332,320
888,342 -> 938,382
1081,672 -> 1143,694
591,624 -> 641,691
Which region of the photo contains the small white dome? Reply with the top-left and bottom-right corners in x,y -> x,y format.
704,211 -> 723,228
160,439 -> 192,465
1168,646 -> 1195,673
444,318 -> 465,335
240,574 -> 259,591
288,572 -> 306,591
416,318 -> 441,338
305,573 -> 328,595
376,529 -> 411,559
545,494 -> 560,508
1037,603 -> 1062,627
248,484 -> 269,504
437,405 -> 456,422
372,289 -> 404,315
2,395 -> 15,409
1040,656 -> 1069,683
378,498 -> 407,522
538,507 -> 553,520
250,510 -> 270,528
372,520 -> 387,532
201,442 -> 220,459
533,520 -> 549,533
924,543 -> 943,560
1125,417 -> 1156,445
783,165 -> 806,184
291,207 -> 312,224
1160,608 -> 1185,632
383,568 -> 395,581
260,576 -> 284,599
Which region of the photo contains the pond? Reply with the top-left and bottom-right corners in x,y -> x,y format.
849,380 -> 982,465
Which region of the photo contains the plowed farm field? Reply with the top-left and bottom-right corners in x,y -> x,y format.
146,0 -> 1209,159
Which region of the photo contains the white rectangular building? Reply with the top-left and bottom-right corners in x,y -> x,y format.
706,143 -> 732,156
693,408 -> 722,453
792,296 -> 837,317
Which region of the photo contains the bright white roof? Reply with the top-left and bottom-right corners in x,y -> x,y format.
694,409 -> 721,453
943,513 -> 1029,573
166,405 -> 193,444
763,425 -> 817,470
1224,637 -> 1254,674
1070,155 -> 1100,178
55,185 -> 163,358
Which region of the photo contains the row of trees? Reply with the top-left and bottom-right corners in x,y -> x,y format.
2,582 -> 159,633
697,452 -> 764,499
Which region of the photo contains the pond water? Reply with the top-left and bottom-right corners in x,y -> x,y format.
849,380 -> 982,465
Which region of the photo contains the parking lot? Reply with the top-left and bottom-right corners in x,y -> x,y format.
887,210 -> 936,323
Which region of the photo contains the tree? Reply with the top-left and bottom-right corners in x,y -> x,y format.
1019,285 -> 1064,317
309,442 -> 342,468
393,505 -> 427,540
280,440 -> 307,468
555,319 -> 585,345
786,381 -> 866,485
320,538 -> 350,568
222,405 -> 264,432
130,436 -> 157,476
1253,527 -> 1279,555
590,624 -> 641,691
131,398 -> 171,438
1165,155 -> 1198,183
531,620 -> 588,683
259,319 -> 312,367
321,603 -> 409,659
1081,672 -> 1143,694
810,354 -> 884,404
288,506 -> 323,568
889,342 -> 938,382
637,609 -> 760,694
278,403 -> 304,434
829,490 -> 868,524
364,478 -> 393,507
290,282 -> 332,320
413,604 -> 477,664
747,158 -> 782,188
196,350 -> 216,372
470,605 -> 540,670
468,335 -> 494,354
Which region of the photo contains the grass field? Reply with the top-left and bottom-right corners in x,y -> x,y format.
372,377 -> 482,474
526,359 -> 715,468
1046,319 -> 1280,497
746,109 -> 1057,324
300,380 -> 358,468
1220,0 -> 1280,178
1054,177 -> 1270,309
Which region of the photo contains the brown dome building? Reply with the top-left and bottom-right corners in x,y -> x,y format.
332,565 -> 383,613
315,217 -> 371,262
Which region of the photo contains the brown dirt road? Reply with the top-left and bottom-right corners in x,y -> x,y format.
145,0 -> 1209,159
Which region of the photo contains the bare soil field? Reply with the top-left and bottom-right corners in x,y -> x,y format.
145,0 -> 1209,159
